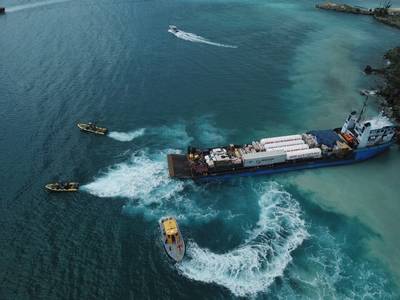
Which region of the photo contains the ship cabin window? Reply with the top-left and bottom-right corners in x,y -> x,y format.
166,233 -> 179,244
163,219 -> 179,244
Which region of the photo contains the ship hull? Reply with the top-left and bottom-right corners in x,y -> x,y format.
168,142 -> 393,180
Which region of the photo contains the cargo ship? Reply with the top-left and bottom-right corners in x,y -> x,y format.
167,109 -> 398,180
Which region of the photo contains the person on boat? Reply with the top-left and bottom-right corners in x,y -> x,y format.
88,122 -> 97,130
169,25 -> 179,33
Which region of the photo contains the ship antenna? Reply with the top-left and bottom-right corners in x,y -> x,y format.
357,95 -> 369,122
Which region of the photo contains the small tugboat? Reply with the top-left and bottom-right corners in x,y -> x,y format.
0,7 -> 5,14
359,89 -> 378,96
77,122 -> 108,135
159,217 -> 185,262
45,182 -> 79,192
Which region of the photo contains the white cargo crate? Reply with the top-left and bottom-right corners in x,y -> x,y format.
264,139 -> 305,150
286,148 -> 322,160
266,144 -> 309,153
260,134 -> 302,145
243,150 -> 286,167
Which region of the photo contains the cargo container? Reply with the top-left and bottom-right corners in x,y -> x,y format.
260,134 -> 302,145
266,144 -> 309,153
242,150 -> 286,167
264,139 -> 305,150
286,148 -> 322,160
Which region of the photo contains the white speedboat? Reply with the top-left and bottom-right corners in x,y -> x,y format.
168,25 -> 179,34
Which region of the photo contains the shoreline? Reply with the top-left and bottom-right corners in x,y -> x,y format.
316,2 -> 400,29
365,48 -> 400,121
316,3 -> 400,138
364,47 -> 400,141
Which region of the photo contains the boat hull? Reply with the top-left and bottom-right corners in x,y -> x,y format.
168,142 -> 393,180
77,123 -> 108,135
45,183 -> 79,192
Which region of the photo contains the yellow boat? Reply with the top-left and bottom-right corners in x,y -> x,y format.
77,122 -> 108,135
159,217 -> 185,262
45,182 -> 79,192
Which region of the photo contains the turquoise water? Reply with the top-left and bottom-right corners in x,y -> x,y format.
1,0 -> 400,298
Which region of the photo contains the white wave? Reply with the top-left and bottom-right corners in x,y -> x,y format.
82,149 -> 183,202
177,183 -> 308,297
81,149 -> 216,222
108,128 -> 145,142
6,0 -> 70,13
168,27 -> 237,49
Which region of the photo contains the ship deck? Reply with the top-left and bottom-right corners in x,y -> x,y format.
167,154 -> 192,179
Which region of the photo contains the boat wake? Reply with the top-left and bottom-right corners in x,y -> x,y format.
81,149 -> 216,222
5,0 -> 70,13
108,128 -> 145,142
82,149 -> 184,202
177,183 -> 308,297
168,27 -> 237,49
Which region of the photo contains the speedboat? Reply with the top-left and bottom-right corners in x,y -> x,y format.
359,89 -> 378,96
168,25 -> 179,33
77,122 -> 108,135
45,182 -> 79,192
0,7 -> 5,14
159,217 -> 185,262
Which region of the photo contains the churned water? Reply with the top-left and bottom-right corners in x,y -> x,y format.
1,0 -> 400,298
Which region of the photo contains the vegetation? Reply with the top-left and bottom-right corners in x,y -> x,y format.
374,0 -> 392,17
380,48 -> 400,122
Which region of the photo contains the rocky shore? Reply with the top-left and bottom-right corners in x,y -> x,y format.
316,3 -> 373,15
316,2 -> 400,29
364,47 -> 400,141
376,48 -> 400,122
374,15 -> 400,29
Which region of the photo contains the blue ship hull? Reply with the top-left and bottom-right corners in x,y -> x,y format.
196,142 -> 393,180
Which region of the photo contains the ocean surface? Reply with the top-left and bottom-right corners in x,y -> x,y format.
1,0 -> 400,298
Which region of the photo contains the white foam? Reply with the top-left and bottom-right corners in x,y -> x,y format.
177,183 -> 308,297
367,114 -> 394,130
6,0 -> 70,13
168,27 -> 237,49
81,149 -> 217,222
108,128 -> 145,142
82,149 -> 183,202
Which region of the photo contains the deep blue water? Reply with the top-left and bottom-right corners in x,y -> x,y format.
1,0 -> 400,298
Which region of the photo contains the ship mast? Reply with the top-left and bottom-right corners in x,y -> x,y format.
357,96 -> 369,122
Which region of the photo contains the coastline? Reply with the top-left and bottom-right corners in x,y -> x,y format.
364,48 -> 400,123
316,2 -> 400,29
316,3 -> 400,136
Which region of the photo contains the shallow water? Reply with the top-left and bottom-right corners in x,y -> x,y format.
1,0 -> 400,298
